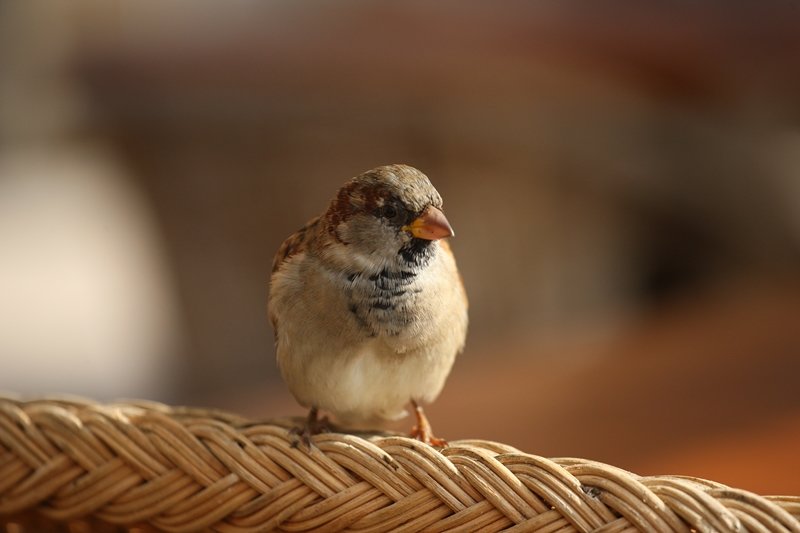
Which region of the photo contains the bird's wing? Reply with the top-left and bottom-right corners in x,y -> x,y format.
271,215 -> 321,274
269,215 -> 322,338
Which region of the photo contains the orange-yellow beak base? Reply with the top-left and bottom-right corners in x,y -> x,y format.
403,206 -> 455,241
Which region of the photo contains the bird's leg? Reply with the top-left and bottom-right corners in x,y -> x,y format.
409,399 -> 447,447
290,406 -> 330,449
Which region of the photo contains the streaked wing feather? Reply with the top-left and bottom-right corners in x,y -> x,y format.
271,215 -> 321,274
269,216 -> 321,338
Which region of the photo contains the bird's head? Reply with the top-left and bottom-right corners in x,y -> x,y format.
323,164 -> 454,270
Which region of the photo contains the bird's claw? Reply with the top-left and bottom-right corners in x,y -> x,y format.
289,407 -> 330,449
410,425 -> 448,447
409,399 -> 448,448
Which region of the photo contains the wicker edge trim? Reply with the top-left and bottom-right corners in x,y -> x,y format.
1,397 -> 799,532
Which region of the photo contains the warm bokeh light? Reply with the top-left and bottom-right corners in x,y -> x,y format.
1,1 -> 799,493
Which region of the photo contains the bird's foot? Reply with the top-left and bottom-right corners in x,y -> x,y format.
409,399 -> 448,448
290,407 -> 330,449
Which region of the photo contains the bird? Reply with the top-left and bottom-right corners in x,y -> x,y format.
268,164 -> 468,446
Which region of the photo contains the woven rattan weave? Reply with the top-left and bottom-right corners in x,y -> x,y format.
1,397 -> 798,532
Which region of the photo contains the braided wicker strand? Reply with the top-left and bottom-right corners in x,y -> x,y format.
1,398 -> 798,532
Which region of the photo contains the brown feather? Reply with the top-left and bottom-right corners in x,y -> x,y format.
269,215 -> 322,338
271,216 -> 321,274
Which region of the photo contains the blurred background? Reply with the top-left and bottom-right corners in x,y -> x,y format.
2,0 -> 800,494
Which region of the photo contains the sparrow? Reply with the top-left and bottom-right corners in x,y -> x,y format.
268,164 -> 468,446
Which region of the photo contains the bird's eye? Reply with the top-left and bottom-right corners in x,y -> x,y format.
378,205 -> 398,219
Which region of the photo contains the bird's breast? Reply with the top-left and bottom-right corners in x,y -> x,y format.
345,267 -> 423,339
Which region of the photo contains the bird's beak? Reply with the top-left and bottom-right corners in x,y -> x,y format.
403,206 -> 455,240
